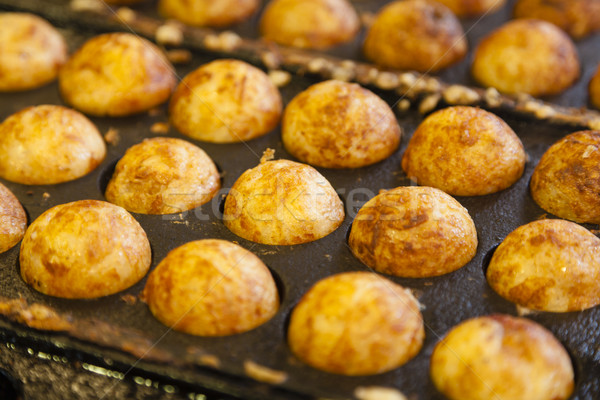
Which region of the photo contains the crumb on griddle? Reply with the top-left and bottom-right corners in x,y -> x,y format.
116,7 -> 136,24
70,0 -> 104,13
148,107 -> 162,117
166,49 -> 192,64
268,70 -> 291,87
104,127 -> 120,146
150,121 -> 170,134
120,294 -> 138,305
156,22 -> 183,46
260,148 -> 275,163
198,354 -> 220,368
243,360 -> 288,385
355,386 -> 408,400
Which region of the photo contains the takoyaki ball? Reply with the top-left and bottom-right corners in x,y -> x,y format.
431,314 -> 574,400
589,63 -> 600,109
487,219 -> 600,312
514,0 -> 600,39
288,272 -> 424,375
0,183 -> 26,254
143,239 -> 279,336
105,0 -> 146,4
282,80 -> 401,168
20,200 -> 151,299
59,33 -> 176,117
349,186 -> 478,278
0,13 -> 67,91
363,0 -> 468,73
0,105 -> 106,185
169,59 -> 282,143
159,0 -> 259,27
260,0 -> 360,49
223,159 -> 344,245
401,106 -> 526,196
472,19 -> 580,96
435,0 -> 506,17
105,137 -> 221,215
531,130 -> 600,224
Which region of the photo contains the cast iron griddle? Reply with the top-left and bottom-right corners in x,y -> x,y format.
0,0 -> 599,399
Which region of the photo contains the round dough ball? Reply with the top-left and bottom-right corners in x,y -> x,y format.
472,19 -> 580,96
349,186 -> 477,278
487,219 -> 600,312
159,0 -> 259,27
105,0 -> 145,4
169,59 -> 282,143
590,63 -> 600,110
282,80 -> 401,168
224,159 -> 344,245
0,183 -> 26,254
514,0 -> 600,39
531,130 -> 600,224
143,239 -> 279,336
434,0 -> 506,17
363,0 -> 467,73
431,314 -> 574,400
260,0 -> 360,49
20,200 -> 151,299
401,106 -> 526,196
0,13 -> 67,92
106,137 -> 221,215
0,105 -> 106,185
288,272 -> 424,375
59,33 -> 176,117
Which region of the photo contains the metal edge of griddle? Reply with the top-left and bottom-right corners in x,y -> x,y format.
0,320 -> 313,400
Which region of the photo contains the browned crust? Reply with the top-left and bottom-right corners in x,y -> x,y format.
288,272 -> 424,375
401,106 -> 526,196
20,200 -> 151,299
169,59 -> 282,143
0,105 -> 106,185
223,159 -> 344,245
281,80 -> 401,168
363,0 -> 467,73
472,19 -> 581,96
59,32 -> 176,117
531,130 -> 600,224
0,12 -> 67,92
143,239 -> 279,336
430,314 -> 574,400
105,137 -> 221,214
159,0 -> 259,27
349,186 -> 478,278
0,182 -> 26,254
486,219 -> 600,312
259,0 -> 359,50
435,0 -> 507,17
513,0 -> 600,39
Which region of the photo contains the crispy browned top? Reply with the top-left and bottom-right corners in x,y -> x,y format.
364,0 -> 467,72
487,219 -> 600,312
531,130 -> 600,224
282,80 -> 401,168
431,314 -> 574,400
20,200 -> 151,299
59,33 -> 176,117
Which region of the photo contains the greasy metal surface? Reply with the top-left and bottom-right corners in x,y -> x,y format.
0,0 -> 599,399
